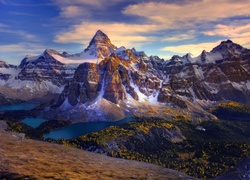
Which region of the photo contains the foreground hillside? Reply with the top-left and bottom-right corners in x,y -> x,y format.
0,121 -> 197,180
50,116 -> 250,179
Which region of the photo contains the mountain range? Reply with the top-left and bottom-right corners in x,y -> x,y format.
0,30 -> 250,121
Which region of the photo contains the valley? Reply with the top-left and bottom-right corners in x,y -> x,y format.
1,101 -> 250,179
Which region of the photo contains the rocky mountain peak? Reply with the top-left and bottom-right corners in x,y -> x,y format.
43,49 -> 61,56
170,55 -> 182,61
28,49 -> 61,65
0,59 -> 16,69
0,59 -> 8,66
83,30 -> 117,62
88,30 -> 116,49
200,50 -> 208,61
62,51 -> 69,57
211,39 -> 245,57
183,53 -> 193,62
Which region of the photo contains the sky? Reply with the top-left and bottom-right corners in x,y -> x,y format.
1,0 -> 250,65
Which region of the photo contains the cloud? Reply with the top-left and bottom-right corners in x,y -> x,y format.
53,0 -> 127,8
0,43 -> 45,53
0,28 -> 38,41
52,0 -> 102,20
52,0 -> 133,23
0,23 -> 37,40
162,30 -> 195,42
122,0 -> 250,28
1,0 -> 50,6
0,23 -> 8,28
60,6 -> 88,18
161,41 -> 222,57
53,0 -> 103,7
0,0 -> 7,4
0,43 -> 46,64
8,11 -> 38,16
54,22 -> 159,48
203,23 -> 250,48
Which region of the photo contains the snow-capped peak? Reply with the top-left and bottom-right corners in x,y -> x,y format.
87,30 -> 116,48
116,46 -> 127,53
82,30 -> 117,63
0,59 -> 8,65
43,49 -> 61,56
211,39 -> 246,56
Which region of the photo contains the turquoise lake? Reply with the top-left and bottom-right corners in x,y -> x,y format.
44,117 -> 136,140
0,103 -> 136,140
0,102 -> 40,111
22,117 -> 47,128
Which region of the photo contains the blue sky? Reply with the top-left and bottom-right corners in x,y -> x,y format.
1,0 -> 250,64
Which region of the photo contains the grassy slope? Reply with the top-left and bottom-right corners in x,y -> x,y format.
0,127 -> 197,180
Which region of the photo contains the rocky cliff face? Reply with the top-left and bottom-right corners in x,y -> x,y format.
214,157 -> 250,180
52,62 -> 102,108
0,60 -> 18,81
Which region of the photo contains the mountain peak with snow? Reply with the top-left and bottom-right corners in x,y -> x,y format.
211,39 -> 246,57
0,32 -> 250,122
43,49 -> 61,56
83,30 -> 117,63
87,30 -> 116,48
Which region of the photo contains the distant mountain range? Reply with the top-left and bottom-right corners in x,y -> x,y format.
0,30 -> 249,121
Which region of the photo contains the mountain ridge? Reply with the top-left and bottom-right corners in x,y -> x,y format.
0,30 -> 249,121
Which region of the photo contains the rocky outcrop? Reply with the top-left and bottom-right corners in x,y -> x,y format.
157,86 -> 187,108
51,63 -> 102,107
118,64 -> 139,100
214,157 -> 250,180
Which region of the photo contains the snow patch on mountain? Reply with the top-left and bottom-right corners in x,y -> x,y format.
0,67 -> 20,76
60,98 -> 74,111
25,55 -> 42,63
51,53 -> 98,64
4,79 -> 63,94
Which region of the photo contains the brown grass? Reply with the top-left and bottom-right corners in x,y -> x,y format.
0,130 -> 197,180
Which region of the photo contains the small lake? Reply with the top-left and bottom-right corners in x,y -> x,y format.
0,102 -> 40,111
0,103 -> 137,140
22,117 -> 47,128
44,117 -> 136,140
